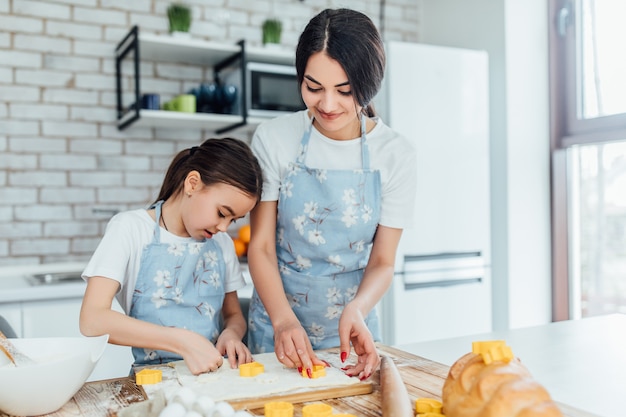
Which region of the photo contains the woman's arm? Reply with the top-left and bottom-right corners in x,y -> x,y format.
247,201 -> 325,373
338,225 -> 403,379
79,276 -> 224,375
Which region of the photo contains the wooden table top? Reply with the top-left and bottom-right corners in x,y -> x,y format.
7,344 -> 598,417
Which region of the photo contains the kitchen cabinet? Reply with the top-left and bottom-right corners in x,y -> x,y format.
21,298 -> 83,338
115,26 -> 294,133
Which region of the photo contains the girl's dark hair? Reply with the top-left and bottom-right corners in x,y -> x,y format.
154,137 -> 263,205
295,8 -> 386,117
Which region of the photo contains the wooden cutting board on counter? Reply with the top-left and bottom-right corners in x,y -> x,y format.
135,351 -> 373,411
228,381 -> 372,410
6,345 -> 599,417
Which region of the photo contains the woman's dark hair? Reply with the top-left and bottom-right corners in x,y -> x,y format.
295,8 -> 386,117
154,137 -> 263,205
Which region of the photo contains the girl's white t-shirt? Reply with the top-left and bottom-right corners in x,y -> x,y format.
82,209 -> 245,313
251,110 -> 417,230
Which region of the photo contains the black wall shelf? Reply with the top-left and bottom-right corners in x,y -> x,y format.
114,26 -> 294,134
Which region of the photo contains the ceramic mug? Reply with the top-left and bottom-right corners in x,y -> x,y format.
141,93 -> 160,110
172,94 -> 196,113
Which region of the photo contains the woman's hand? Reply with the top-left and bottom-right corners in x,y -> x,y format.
216,328 -> 253,368
273,318 -> 325,376
338,302 -> 380,380
178,329 -> 225,375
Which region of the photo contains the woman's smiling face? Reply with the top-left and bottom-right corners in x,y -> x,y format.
301,52 -> 363,140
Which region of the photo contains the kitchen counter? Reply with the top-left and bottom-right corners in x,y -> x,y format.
397,313 -> 626,417
14,345 -> 595,417
0,262 -> 87,303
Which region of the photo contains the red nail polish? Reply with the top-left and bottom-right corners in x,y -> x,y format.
298,367 -> 302,373
340,351 -> 347,362
307,368 -> 312,378
322,360 -> 330,367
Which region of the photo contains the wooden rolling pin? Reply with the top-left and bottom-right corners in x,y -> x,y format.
380,355 -> 414,417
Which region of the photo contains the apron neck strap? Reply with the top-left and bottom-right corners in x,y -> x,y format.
152,200 -> 163,241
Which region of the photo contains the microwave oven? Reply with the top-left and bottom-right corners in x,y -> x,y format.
225,62 -> 306,118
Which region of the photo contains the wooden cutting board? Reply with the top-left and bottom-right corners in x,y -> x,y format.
137,351 -> 373,411
228,381 -> 373,410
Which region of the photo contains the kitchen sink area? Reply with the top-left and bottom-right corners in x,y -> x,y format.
24,271 -> 84,286
0,262 -> 87,303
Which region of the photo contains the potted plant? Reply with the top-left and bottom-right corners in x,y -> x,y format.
262,18 -> 282,45
167,3 -> 192,36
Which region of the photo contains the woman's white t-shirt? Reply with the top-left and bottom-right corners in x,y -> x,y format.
82,209 -> 245,313
251,110 -> 417,230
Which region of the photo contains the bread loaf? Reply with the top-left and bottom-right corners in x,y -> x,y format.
442,352 -> 564,417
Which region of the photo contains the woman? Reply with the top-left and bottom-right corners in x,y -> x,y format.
247,8 -> 416,380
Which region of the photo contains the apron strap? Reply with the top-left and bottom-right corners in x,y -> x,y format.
152,200 -> 163,242
359,114 -> 370,170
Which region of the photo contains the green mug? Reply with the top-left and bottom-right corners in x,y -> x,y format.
171,94 -> 196,113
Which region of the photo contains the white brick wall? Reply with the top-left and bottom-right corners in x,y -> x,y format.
0,0 -> 420,266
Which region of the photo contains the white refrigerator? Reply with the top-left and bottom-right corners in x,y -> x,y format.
375,42 -> 492,346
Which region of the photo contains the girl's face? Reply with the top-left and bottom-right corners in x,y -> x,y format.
183,181 -> 256,241
301,52 -> 363,140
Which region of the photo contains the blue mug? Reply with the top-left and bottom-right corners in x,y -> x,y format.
141,93 -> 160,110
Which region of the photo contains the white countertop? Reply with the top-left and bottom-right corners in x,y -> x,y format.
0,262 -> 87,303
396,313 -> 626,417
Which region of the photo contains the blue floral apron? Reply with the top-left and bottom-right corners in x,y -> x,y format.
129,200 -> 226,365
248,115 -> 382,353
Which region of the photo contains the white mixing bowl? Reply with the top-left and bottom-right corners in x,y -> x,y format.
0,334 -> 109,416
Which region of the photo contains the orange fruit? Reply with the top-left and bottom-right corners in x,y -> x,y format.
238,224 -> 251,243
233,237 -> 247,257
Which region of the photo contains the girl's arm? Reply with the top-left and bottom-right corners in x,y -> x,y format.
338,225 -> 403,380
247,201 -> 325,373
79,276 -> 224,375
216,291 -> 252,367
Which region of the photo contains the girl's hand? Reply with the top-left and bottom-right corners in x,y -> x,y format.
216,328 -> 253,368
178,329 -> 224,375
273,319 -> 325,376
338,303 -> 380,380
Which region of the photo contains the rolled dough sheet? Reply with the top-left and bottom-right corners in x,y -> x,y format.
168,351 -> 360,402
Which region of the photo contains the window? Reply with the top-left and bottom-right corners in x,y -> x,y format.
569,142 -> 626,317
551,0 -> 626,319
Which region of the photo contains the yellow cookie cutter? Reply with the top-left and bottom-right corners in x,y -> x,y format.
300,364 -> 326,378
264,401 -> 294,417
239,361 -> 265,377
419,413 -> 446,417
472,340 -> 514,364
415,398 -> 443,414
302,403 -> 332,417
135,368 -> 162,385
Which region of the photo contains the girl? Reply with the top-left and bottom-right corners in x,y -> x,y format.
80,137 -> 263,375
247,9 -> 417,380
